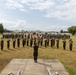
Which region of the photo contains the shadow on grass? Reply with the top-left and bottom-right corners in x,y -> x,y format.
8,49 -> 16,51
8,47 -> 22,50
39,46 -> 57,50
1,50 -> 10,53
14,47 -> 23,50
66,50 -> 76,52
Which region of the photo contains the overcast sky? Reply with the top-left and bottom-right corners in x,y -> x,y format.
0,0 -> 76,31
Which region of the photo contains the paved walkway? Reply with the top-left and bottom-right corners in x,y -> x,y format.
0,59 -> 69,75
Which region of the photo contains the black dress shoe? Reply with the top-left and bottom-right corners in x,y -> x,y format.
34,60 -> 37,63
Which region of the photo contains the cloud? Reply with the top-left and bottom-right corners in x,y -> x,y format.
0,19 -> 17,29
28,0 -> 54,10
5,0 -> 22,9
45,10 -> 69,20
0,19 -> 39,30
14,19 -> 40,30
45,25 -> 69,31
0,19 -> 70,31
5,0 -> 27,12
4,0 -> 76,21
45,0 -> 76,20
0,19 -> 16,24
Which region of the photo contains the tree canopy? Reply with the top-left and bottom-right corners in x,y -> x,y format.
68,26 -> 76,35
0,23 -> 4,33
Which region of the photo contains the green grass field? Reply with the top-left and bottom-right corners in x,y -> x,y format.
0,34 -> 76,75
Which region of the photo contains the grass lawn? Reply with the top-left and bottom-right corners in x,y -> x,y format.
0,34 -> 76,75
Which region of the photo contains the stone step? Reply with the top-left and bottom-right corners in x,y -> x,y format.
0,59 -> 69,75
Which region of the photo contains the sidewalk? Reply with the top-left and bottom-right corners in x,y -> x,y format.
0,59 -> 69,75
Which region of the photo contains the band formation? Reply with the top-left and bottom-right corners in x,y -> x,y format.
0,33 -> 73,51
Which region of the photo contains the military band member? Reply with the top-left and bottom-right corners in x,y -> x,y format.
1,38 -> 4,50
34,38 -> 36,45
62,38 -> 66,50
22,38 -> 25,47
12,34 -> 14,39
45,39 -> 47,47
0,40 -> 1,47
7,39 -> 10,49
33,43 -> 39,63
30,38 -> 33,47
56,38 -> 59,48
52,38 -> 55,47
13,39 -> 16,48
47,39 -> 49,46
27,39 -> 29,46
69,39 -> 73,51
41,38 -> 43,46
17,38 -> 20,47
50,38 -> 53,47
38,38 -> 40,47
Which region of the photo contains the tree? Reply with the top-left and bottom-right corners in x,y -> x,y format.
68,26 -> 76,35
0,23 -> 4,33
60,30 -> 63,33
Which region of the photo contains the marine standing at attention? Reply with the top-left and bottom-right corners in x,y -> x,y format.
7,39 -> 10,49
56,38 -> 59,49
1,38 -> 4,50
62,38 -> 66,50
69,39 -> 73,51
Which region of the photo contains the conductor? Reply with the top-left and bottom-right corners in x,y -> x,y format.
33,43 -> 39,63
